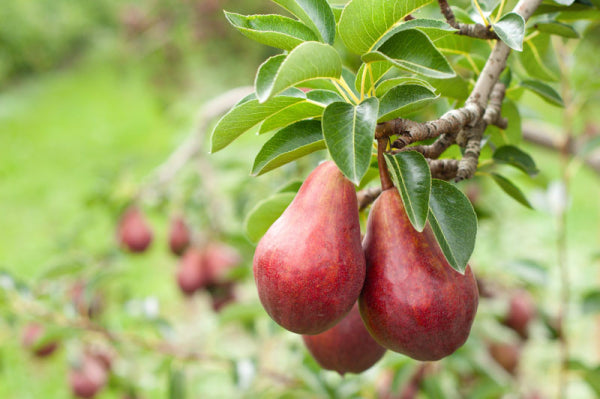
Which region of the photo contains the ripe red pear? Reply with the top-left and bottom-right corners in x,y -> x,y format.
503,290 -> 536,340
203,242 -> 242,286
488,342 -> 520,375
117,206 -> 153,253
21,323 -> 58,357
69,353 -> 108,398
176,248 -> 206,295
253,161 -> 366,334
208,282 -> 236,312
302,303 -> 386,375
168,216 -> 191,256
360,188 -> 479,361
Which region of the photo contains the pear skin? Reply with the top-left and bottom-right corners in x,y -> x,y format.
360,188 -> 478,361
303,303 -> 386,375
253,161 -> 366,334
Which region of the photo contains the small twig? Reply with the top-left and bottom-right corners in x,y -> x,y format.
437,0 -> 499,40
393,133 -> 455,159
357,186 -> 382,210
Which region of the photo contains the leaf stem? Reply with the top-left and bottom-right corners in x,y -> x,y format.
331,80 -> 353,104
360,65 -> 368,101
494,0 -> 507,23
377,138 -> 394,191
337,77 -> 361,104
473,0 -> 490,26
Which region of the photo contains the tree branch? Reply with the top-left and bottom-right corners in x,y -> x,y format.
437,0 -> 499,40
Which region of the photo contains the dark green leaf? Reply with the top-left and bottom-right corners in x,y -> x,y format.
493,12 -> 525,51
305,89 -> 345,105
375,77 -> 435,97
493,145 -> 539,176
582,290 -> 600,314
378,84 -> 438,122
224,12 -> 319,50
255,42 -> 342,103
338,0 -> 434,54
210,94 -> 305,152
373,18 -> 456,49
363,29 -> 455,79
384,151 -> 432,232
244,192 -> 296,243
258,100 -> 324,134
491,173 -> 533,209
520,80 -> 565,107
271,0 -> 336,44
534,21 -> 579,38
322,98 -> 379,185
252,120 -> 326,175
428,179 -> 478,274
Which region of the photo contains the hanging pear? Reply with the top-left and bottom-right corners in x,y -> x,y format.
253,161 -> 366,334
360,188 -> 478,361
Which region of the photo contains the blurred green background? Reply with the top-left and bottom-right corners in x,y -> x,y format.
1,0 -> 599,398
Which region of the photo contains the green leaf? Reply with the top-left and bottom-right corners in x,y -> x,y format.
224,12 -> 319,50
338,0 -> 434,54
534,21 -> 579,38
362,29 -> 455,79
491,173 -> 533,209
493,145 -> 539,176
375,77 -> 435,97
255,42 -> 342,102
520,80 -> 565,107
493,12 -> 525,51
582,290 -> 600,314
252,120 -> 326,175
373,18 -> 457,48
306,89 -> 345,105
355,61 -> 394,94
578,136 -> 600,158
322,98 -> 379,185
169,367 -> 187,399
271,0 -> 336,44
517,33 -> 560,82
384,151 -> 432,232
428,179 -> 478,274
378,84 -> 438,122
504,259 -> 548,285
259,100 -> 324,134
426,75 -> 471,100
244,192 -> 296,243
210,93 -> 305,152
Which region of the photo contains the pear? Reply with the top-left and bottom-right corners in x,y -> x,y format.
176,248 -> 207,295
117,207 -> 153,253
21,323 -> 58,358
203,242 -> 242,286
253,161 -> 366,334
69,352 -> 108,398
360,188 -> 478,361
503,290 -> 536,340
302,303 -> 386,375
168,216 -> 191,256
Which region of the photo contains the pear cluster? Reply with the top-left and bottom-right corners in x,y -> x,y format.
253,161 -> 479,373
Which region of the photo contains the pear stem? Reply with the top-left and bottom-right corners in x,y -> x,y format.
377,138 -> 394,191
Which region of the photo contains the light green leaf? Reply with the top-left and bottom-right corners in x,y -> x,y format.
491,173 -> 533,209
384,151 -> 431,232
271,0 -> 336,44
244,192 -> 296,243
534,21 -> 579,38
355,61 -> 394,95
322,98 -> 379,185
373,18 -> 457,49
362,29 -> 455,79
252,120 -> 325,175
582,290 -> 600,314
517,33 -> 560,82
428,179 -> 478,274
306,89 -> 345,105
224,12 -> 319,50
493,12 -> 525,51
520,80 -> 565,107
493,145 -> 539,176
338,0 -> 434,54
255,42 -> 342,103
426,75 -> 471,100
378,84 -> 438,122
259,100 -> 324,134
375,77 -> 435,97
169,367 -> 187,399
210,94 -> 306,152
504,259 -> 548,286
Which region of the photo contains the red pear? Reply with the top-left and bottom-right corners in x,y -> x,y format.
488,342 -> 520,375
208,282 -> 236,312
204,242 -> 242,286
360,188 -> 479,361
168,216 -> 191,256
253,161 -> 366,334
302,303 -> 386,375
117,207 -> 153,253
69,353 -> 108,398
503,290 -> 536,339
176,248 -> 207,295
21,323 -> 58,357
